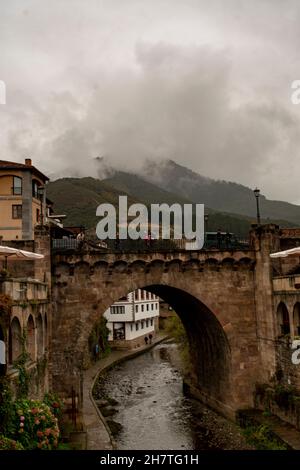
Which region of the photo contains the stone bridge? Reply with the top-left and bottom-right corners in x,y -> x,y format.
50,225 -> 281,420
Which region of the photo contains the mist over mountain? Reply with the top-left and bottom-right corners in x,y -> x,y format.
47,160 -> 297,239
92,157 -> 300,226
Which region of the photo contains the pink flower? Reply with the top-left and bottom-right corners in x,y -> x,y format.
34,419 -> 40,425
36,431 -> 44,438
45,428 -> 51,436
20,416 -> 25,422
41,415 -> 46,421
19,422 -> 24,428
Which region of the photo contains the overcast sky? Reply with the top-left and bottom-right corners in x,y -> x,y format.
1,0 -> 300,202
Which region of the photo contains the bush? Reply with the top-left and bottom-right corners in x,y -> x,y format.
12,399 -> 60,450
0,435 -> 24,450
243,424 -> 287,450
43,392 -> 64,419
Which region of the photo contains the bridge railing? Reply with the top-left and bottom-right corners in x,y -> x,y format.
52,237 -> 251,253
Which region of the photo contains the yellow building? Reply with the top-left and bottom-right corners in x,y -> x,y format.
0,158 -> 49,240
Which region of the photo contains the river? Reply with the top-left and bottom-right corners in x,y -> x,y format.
93,341 -> 252,450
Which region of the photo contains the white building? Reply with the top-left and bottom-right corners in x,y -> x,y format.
104,289 -> 159,348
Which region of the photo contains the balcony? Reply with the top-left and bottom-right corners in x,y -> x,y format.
273,275 -> 300,293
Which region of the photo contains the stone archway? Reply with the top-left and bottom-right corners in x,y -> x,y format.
37,314 -> 44,358
26,315 -> 36,361
52,249 -> 260,419
9,317 -> 22,363
276,302 -> 290,337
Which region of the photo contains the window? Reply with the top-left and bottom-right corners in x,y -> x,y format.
36,208 -> 40,223
141,305 -> 144,312
135,305 -> 139,313
13,176 -> 22,195
111,305 -> 125,314
32,180 -> 38,199
151,318 -> 153,326
151,304 -> 154,310
146,304 -> 149,311
146,319 -> 149,327
12,204 -> 22,219
136,323 -> 139,331
141,321 -> 144,329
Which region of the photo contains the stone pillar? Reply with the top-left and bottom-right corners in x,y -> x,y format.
34,225 -> 51,284
251,224 -> 281,383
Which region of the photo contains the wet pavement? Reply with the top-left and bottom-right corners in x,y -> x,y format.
94,341 -> 253,450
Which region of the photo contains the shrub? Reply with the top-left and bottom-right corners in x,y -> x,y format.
12,399 -> 60,450
0,435 -> 24,450
43,392 -> 64,419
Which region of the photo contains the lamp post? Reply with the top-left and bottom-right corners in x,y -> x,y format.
37,186 -> 45,225
253,188 -> 261,225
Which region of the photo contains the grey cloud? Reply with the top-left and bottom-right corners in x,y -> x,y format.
1,1 -> 300,203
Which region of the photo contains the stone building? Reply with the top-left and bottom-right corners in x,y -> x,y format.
0,159 -> 52,399
0,158 -> 48,241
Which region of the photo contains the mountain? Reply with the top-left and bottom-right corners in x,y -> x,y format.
46,177 -> 138,229
140,159 -> 300,225
101,171 -> 192,206
47,173 -> 295,239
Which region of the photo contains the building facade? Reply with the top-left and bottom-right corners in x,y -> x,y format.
104,289 -> 159,348
0,158 -> 48,241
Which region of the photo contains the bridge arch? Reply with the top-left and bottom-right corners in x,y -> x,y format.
77,281 -> 233,414
51,249 -> 259,418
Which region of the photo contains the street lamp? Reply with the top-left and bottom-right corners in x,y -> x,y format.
253,188 -> 261,225
37,186 -> 45,225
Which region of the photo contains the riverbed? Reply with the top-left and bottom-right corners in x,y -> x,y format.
93,341 -> 253,450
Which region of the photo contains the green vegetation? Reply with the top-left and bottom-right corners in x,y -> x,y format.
0,391 -> 63,450
255,382 -> 300,411
88,316 -> 110,362
242,424 -> 288,450
164,315 -> 191,371
47,167 -> 297,238
142,159 -> 300,226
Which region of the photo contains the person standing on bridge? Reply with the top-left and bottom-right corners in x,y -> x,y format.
225,231 -> 231,250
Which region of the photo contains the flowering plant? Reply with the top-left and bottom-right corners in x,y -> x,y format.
13,399 -> 60,450
43,392 -> 63,419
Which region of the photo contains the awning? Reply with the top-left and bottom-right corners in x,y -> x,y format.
0,246 -> 44,260
270,247 -> 300,258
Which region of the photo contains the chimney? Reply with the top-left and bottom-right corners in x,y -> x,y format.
25,158 -> 32,166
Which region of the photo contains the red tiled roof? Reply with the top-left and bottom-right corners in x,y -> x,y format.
0,160 -> 49,181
